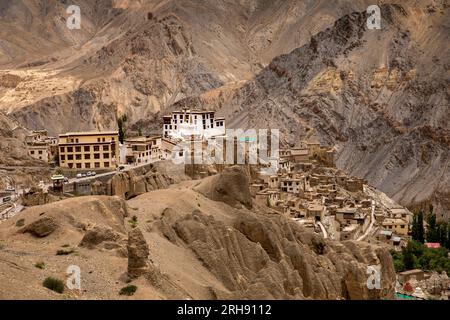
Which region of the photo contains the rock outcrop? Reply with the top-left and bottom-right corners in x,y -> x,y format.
108,167 -> 173,200
21,216 -> 59,238
79,225 -> 124,250
127,228 -> 151,279
194,166 -> 253,209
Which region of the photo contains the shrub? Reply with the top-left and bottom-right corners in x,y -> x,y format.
119,285 -> 137,296
56,248 -> 75,255
15,219 -> 25,227
128,215 -> 138,228
35,262 -> 46,269
43,277 -> 65,294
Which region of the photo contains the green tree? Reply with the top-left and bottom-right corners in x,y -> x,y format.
437,223 -> 448,249
412,210 -> 425,243
118,115 -> 127,144
402,246 -> 415,270
426,212 -> 439,243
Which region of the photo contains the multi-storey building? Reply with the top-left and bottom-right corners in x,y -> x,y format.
124,136 -> 158,164
25,130 -> 58,163
163,108 -> 225,140
58,131 -> 119,170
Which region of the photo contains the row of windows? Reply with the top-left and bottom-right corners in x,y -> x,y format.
173,114 -> 213,120
131,144 -> 154,151
66,137 -> 115,143
66,162 -> 110,169
385,225 -> 406,229
164,124 -> 217,130
29,150 -> 44,155
60,145 -> 111,153
61,153 -> 112,161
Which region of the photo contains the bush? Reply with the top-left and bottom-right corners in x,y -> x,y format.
128,215 -> 138,228
35,262 -> 46,269
15,219 -> 25,227
56,248 -> 75,255
43,277 -> 65,294
119,285 -> 137,296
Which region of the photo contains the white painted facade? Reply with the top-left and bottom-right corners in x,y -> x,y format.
163,109 -> 225,140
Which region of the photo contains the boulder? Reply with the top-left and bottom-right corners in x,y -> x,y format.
79,225 -> 123,249
21,216 -> 58,237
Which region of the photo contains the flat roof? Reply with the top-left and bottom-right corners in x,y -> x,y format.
59,131 -> 118,137
291,149 -> 309,156
172,110 -> 215,114
398,269 -> 423,275
125,135 -> 159,143
382,218 -> 408,225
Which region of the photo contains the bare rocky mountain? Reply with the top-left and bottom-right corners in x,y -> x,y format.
0,0 -> 448,218
170,2 -> 450,220
1,0 -> 387,134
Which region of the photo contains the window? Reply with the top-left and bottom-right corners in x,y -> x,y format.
94,146 -> 100,152
76,163 -> 82,169
30,151 -> 35,155
76,154 -> 82,160
84,146 -> 90,152
94,153 -> 100,159
103,153 -> 109,159
94,162 -> 100,168
67,147 -> 73,152
85,163 -> 91,169
60,147 -> 65,152
104,162 -> 110,168
68,163 -> 73,168
102,138 -> 105,142
61,155 -> 65,161
103,145 -> 109,151
75,146 -> 81,152
75,138 -> 79,143
68,155 -> 73,160
85,154 -> 90,160
97,138 -> 100,142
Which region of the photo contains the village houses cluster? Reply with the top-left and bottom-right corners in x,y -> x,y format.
23,108 -> 412,243
250,140 -> 412,243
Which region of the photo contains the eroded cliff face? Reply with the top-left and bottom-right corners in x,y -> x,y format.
164,209 -> 395,299
0,171 -> 396,300
91,162 -> 189,199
